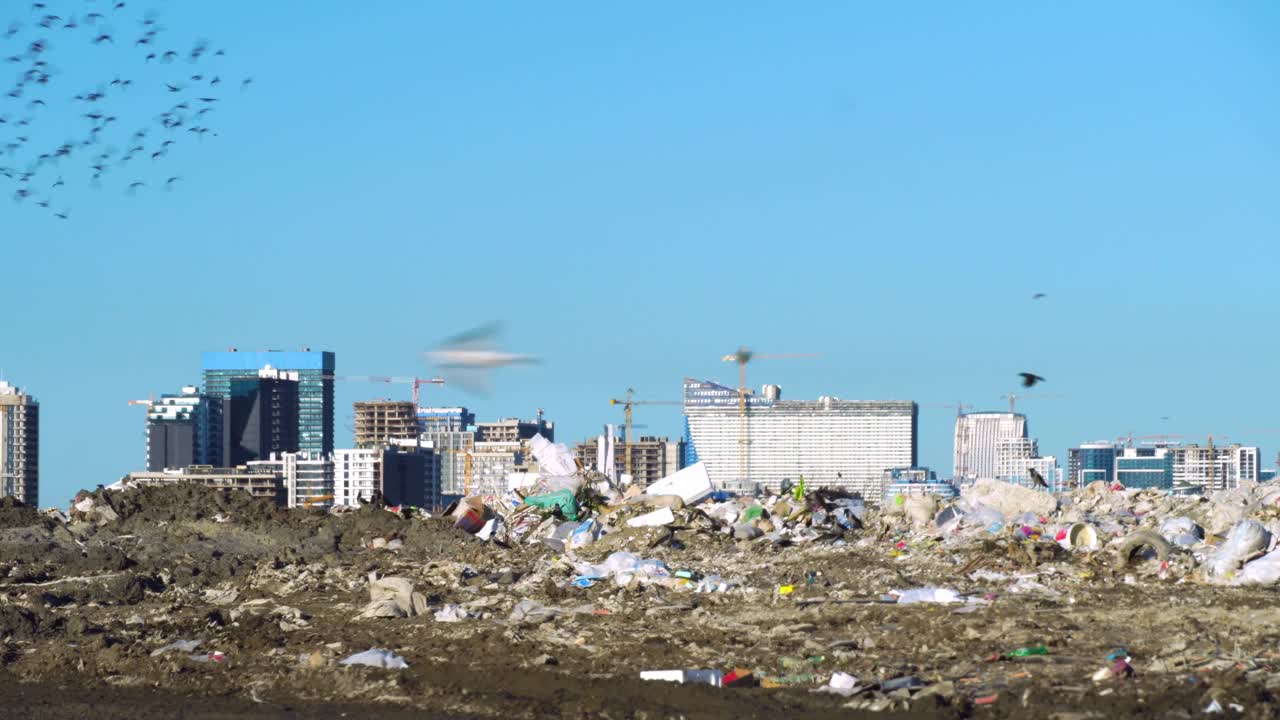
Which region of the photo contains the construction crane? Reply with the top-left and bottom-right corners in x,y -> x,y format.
325,375 -> 446,407
920,402 -> 973,417
609,388 -> 680,477
720,347 -> 819,483
126,393 -> 155,411
1000,392 -> 1065,413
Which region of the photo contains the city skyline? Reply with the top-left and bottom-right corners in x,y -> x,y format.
4,2 -> 1278,505
5,357 -> 1280,507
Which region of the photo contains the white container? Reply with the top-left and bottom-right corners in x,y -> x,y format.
646,462 -> 713,505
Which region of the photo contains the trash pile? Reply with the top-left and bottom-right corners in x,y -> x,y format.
448,435 -> 867,555
4,469 -> 1280,716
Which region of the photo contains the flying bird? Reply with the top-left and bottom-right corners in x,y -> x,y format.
93,33 -> 113,44
1028,467 -> 1050,490
1019,373 -> 1046,388
53,210 -> 68,219
240,76 -> 253,90
1032,293 -> 1047,300
165,83 -> 181,92
145,53 -> 156,63
425,323 -> 540,372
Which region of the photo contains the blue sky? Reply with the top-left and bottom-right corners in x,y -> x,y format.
3,2 -> 1278,506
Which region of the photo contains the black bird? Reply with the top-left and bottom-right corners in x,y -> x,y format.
214,49 -> 225,57
4,23 -> 19,39
114,2 -> 126,10
165,176 -> 180,187
64,17 -> 77,30
35,199 -> 49,208
1019,373 -> 1046,388
150,150 -> 163,160
145,53 -> 156,63
197,97 -> 218,103
127,181 -> 144,192
161,140 -> 174,147
28,99 -> 44,108
86,13 -> 103,25
241,76 -> 253,89
165,83 -> 181,92
161,50 -> 177,62
191,74 -> 203,81
172,102 -> 189,110
1032,293 -> 1047,300
54,210 -> 68,219
1028,467 -> 1050,490
31,3 -> 46,11
51,176 -> 62,188
197,107 -> 214,116
210,76 -> 221,87
93,33 -> 112,44
136,36 -> 151,46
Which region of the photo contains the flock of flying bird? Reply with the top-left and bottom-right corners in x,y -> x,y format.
1,1 -> 251,219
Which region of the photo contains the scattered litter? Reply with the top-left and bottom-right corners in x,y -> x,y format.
338,649 -> 409,669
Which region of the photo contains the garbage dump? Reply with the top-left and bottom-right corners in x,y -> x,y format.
5,472 -> 1280,716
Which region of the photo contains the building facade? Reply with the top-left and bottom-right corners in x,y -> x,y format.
1115,447 -> 1174,490
227,366 -> 300,465
0,381 -> 38,506
248,452 -> 334,508
1168,443 -> 1259,494
146,386 -> 221,471
202,349 -> 335,458
1067,443 -> 1120,489
335,444 -> 440,509
682,378 -> 917,498
953,412 -> 1027,484
880,467 -> 957,505
468,441 -> 525,496
574,433 -> 685,487
354,401 -> 418,449
126,466 -> 285,504
474,413 -> 554,443
417,407 -> 475,434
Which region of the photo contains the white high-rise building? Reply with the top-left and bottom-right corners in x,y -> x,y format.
0,381 -> 38,506
334,448 -> 381,507
681,378 -> 916,499
1168,443 -> 1260,493
248,452 -> 334,508
954,412 -> 1027,484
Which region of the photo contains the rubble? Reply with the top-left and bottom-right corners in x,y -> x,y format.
6,473 -> 1280,716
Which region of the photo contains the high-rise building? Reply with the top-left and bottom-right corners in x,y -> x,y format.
248,452 -> 334,508
354,401 -> 419,449
1115,447 -> 1174,490
227,366 -> 300,465
475,413 -> 554,443
0,381 -> 38,506
574,433 -> 685,487
953,412 -> 1028,484
146,386 -> 222,471
1067,443 -> 1120,489
417,406 -> 475,434
681,378 -> 917,498
334,444 -> 439,508
202,349 -> 335,458
417,407 -> 475,499
468,441 -> 526,496
1168,443 -> 1259,494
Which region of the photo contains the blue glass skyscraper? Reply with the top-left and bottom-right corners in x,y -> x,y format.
201,350 -> 335,462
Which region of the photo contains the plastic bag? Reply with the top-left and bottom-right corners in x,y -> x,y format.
1159,516 -> 1204,547
1208,520 -> 1271,577
339,648 -> 409,669
1234,548 -> 1280,586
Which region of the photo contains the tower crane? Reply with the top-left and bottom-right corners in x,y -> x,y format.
609,389 -> 680,477
1000,392 -> 1066,413
720,347 -> 819,483
920,402 -> 973,416
126,393 -> 155,411
324,375 -> 446,407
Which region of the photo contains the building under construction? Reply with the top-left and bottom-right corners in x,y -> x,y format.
353,401 -> 419,449
0,381 -> 38,506
574,434 -> 684,487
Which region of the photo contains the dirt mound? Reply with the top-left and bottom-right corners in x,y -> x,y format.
89,483 -> 292,529
0,496 -> 48,530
